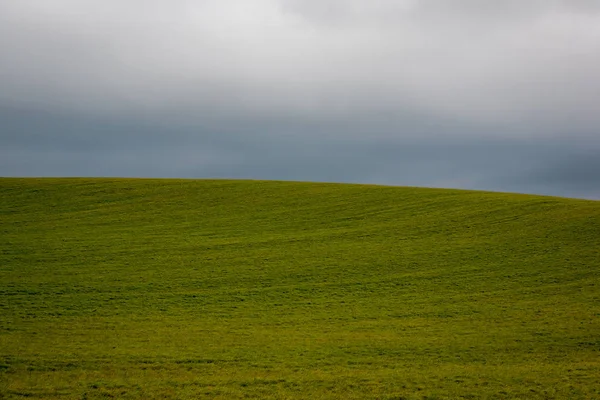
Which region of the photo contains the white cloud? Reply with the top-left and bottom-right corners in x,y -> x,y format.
0,0 -> 599,140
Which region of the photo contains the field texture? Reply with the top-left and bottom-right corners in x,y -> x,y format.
1,178 -> 599,399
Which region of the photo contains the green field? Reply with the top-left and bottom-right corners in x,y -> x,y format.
1,178 -> 599,399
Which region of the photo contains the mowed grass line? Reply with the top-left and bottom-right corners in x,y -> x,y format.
1,178 -> 599,399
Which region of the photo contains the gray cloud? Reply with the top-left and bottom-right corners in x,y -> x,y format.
1,1 -> 599,199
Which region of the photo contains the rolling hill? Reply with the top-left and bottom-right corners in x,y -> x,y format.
1,178 -> 599,399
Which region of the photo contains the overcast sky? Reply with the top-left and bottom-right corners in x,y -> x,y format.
1,0 -> 599,199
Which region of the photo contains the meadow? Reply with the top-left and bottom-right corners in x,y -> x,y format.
1,178 -> 599,399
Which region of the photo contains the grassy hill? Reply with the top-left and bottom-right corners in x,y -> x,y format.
1,178 -> 599,399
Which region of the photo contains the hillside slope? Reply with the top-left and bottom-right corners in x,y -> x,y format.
1,178 -> 599,399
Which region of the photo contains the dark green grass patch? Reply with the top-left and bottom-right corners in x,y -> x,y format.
1,178 -> 599,399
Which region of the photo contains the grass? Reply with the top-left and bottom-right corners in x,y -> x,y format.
0,178 -> 599,399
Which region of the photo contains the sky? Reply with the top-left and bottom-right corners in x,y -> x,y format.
1,0 -> 599,199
